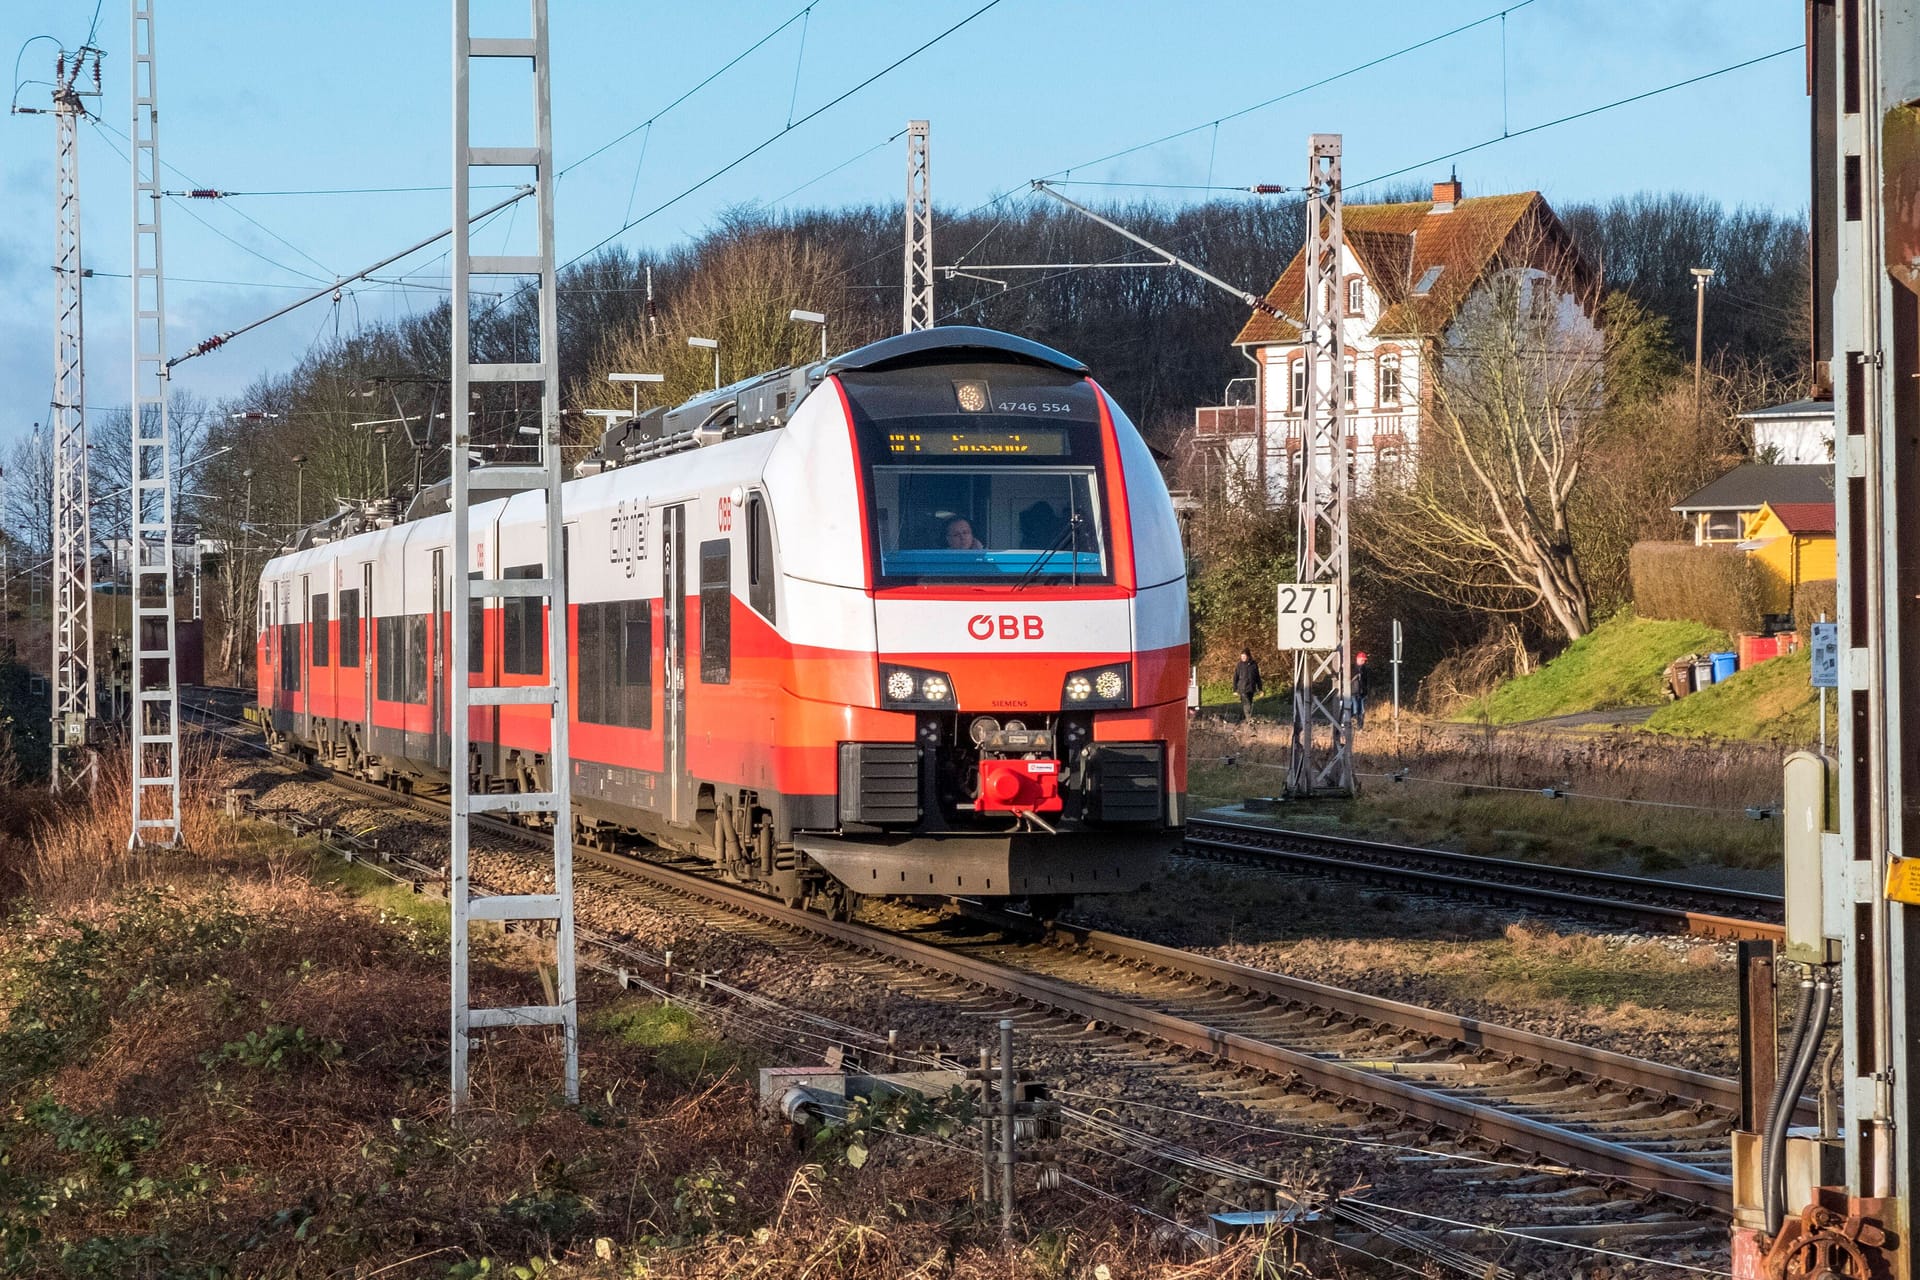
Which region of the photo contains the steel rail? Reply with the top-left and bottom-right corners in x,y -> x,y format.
1185,814 -> 1785,943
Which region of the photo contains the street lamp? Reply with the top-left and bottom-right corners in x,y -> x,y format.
789,309 -> 827,360
687,335 -> 720,391
229,410 -> 281,422
1690,266 -> 1715,434
607,370 -> 665,415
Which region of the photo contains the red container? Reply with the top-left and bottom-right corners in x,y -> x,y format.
1738,633 -> 1798,669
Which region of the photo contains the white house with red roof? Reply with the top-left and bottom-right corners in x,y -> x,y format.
1194,179 -> 1601,504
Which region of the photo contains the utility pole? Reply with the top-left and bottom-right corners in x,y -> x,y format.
1285,135 -> 1353,799
1690,266 -> 1714,435
16,46 -> 104,794
129,0 -> 182,847
448,0 -> 578,1111
903,120 -> 932,332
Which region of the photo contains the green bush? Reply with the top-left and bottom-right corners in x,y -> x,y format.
1793,578 -> 1838,628
1630,541 -> 1769,635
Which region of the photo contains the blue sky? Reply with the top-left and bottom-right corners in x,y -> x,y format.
0,0 -> 1808,452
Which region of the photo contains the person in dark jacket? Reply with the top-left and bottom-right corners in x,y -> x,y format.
1232,647 -> 1263,722
1349,651 -> 1371,729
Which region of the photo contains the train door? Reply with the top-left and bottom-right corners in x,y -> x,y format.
661,503 -> 688,826
431,548 -> 448,773
361,562 -> 375,756
299,574 -> 311,731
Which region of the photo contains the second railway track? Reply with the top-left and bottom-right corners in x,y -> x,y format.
1185,813 -> 1786,943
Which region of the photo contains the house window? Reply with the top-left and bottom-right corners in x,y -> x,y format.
1530,277 -> 1556,323
1379,354 -> 1402,404
1347,277 -> 1365,315
1290,357 -> 1306,412
1704,512 -> 1742,542
1343,357 -> 1357,408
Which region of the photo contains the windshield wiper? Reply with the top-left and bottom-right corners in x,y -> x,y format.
1013,514 -> 1082,590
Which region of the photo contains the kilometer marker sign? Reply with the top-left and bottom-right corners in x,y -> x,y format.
1276,583 -> 1339,651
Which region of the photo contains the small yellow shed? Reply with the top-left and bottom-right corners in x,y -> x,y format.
1741,501 -> 1836,611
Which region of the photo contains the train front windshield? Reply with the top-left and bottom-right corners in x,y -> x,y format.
840,362 -> 1114,586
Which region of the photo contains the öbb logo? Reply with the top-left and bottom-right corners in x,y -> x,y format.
967,614 -> 1044,641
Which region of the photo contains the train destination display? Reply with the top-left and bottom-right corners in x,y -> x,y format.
885,427 -> 1069,456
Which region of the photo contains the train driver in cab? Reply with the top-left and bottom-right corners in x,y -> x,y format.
944,515 -> 985,550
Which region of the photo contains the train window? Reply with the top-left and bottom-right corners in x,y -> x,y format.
310,594 -> 330,667
747,493 -> 775,624
503,564 -> 543,676
405,615 -> 427,703
869,467 -> 1107,583
699,540 -> 730,684
338,588 -> 361,667
577,599 -> 653,728
376,618 -> 397,701
280,615 -> 300,692
468,572 -> 485,675
621,599 -> 653,726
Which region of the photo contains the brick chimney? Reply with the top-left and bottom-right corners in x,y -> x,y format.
1430,176 -> 1463,213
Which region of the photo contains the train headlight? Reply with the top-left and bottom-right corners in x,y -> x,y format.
880,663 -> 957,709
1061,663 -> 1130,709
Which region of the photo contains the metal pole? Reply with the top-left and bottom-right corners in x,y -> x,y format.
1286,135 -> 1353,798
39,48 -> 102,795
129,0 -> 182,847
978,1045 -> 992,1204
998,1018 -> 1015,1240
1391,617 -> 1402,737
903,121 -> 932,332
1691,267 -> 1714,435
449,0 -> 576,1113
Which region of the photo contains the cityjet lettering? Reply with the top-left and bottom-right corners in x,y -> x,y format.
967,614 -> 1044,641
609,500 -> 647,578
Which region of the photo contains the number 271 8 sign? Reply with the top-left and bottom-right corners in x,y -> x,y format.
1276,583 -> 1339,651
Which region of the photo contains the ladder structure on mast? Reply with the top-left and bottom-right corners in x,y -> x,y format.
26,48 -> 104,794
448,0 -> 577,1109
130,0 -> 181,846
1285,135 -> 1354,799
903,120 -> 933,332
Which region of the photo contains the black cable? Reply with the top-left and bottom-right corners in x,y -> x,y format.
1762,974 -> 1817,1236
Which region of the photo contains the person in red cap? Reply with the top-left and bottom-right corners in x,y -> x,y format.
1348,650 -> 1371,730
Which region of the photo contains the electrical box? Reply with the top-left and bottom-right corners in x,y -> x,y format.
59,713 -> 88,749
1783,751 -> 1840,964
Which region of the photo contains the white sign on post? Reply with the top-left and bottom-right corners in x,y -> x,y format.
1277,582 -> 1339,651
1810,622 -> 1839,689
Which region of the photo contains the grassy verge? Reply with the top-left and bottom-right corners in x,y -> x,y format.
0,776 -> 1183,1278
1644,647 -> 1830,743
1460,612 -> 1729,725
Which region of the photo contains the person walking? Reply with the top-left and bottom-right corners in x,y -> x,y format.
1349,651 -> 1371,730
1232,647 -> 1263,723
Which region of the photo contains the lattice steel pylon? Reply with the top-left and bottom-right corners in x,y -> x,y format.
1285,134 -> 1353,799
449,0 -> 577,1109
29,49 -> 104,794
902,120 -> 932,332
129,0 -> 181,847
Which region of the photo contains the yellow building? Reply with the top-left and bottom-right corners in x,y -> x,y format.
1740,501 -> 1836,611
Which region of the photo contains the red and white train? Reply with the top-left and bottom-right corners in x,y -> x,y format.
256,326 -> 1188,909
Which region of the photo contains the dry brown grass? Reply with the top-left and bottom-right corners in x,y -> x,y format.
1190,716 -> 1787,870
0,780 -> 1302,1278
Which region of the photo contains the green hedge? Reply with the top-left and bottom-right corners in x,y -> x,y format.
1630,541 -> 1769,636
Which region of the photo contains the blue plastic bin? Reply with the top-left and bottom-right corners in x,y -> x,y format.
1710,651 -> 1738,684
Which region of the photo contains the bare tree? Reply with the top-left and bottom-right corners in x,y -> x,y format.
1360,234 -> 1614,642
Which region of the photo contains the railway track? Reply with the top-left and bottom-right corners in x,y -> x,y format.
1185,813 -> 1786,943
189,697 -> 1754,1224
